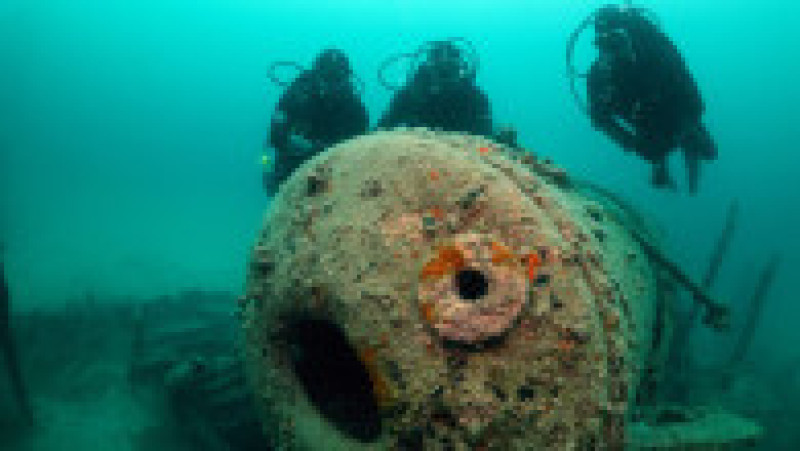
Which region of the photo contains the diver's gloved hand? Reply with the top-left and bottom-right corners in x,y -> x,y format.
621,140 -> 638,154
651,162 -> 677,191
618,133 -> 640,154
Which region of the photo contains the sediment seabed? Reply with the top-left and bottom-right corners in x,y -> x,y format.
0,291 -> 265,451
0,291 -> 791,450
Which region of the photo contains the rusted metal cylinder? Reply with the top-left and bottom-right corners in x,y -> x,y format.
241,130 -> 659,450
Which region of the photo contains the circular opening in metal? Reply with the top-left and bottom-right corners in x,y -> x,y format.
283,317 -> 381,442
455,268 -> 489,301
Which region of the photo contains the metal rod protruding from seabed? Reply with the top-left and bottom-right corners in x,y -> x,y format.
676,200 -> 740,349
726,255 -> 781,368
1,259 -> 34,425
626,227 -> 731,331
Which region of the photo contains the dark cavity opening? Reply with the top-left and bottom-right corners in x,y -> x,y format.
283,317 -> 381,442
455,268 -> 489,301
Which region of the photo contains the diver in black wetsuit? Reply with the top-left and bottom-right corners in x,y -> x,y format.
1,252 -> 33,425
378,39 -> 493,137
571,5 -> 717,193
265,49 -> 369,195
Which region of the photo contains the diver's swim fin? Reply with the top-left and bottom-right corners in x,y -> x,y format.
684,150 -> 700,195
681,123 -> 716,194
683,123 -> 717,160
2,336 -> 34,425
651,160 -> 677,191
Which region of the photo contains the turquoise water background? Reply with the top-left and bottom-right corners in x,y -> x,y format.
1,0 -> 798,374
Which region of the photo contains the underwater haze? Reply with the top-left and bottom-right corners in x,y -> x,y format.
1,0 -> 799,449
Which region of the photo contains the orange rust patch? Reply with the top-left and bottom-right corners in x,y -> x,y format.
430,206 -> 444,220
526,253 -> 542,282
419,301 -> 436,323
425,341 -> 435,354
556,339 -> 575,352
420,246 -> 465,281
360,346 -> 377,364
430,170 -> 439,181
359,346 -> 393,409
603,311 -> 620,331
478,146 -> 491,154
491,241 -> 515,265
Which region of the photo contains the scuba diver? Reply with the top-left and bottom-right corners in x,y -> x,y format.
567,4 -> 717,193
265,48 -> 369,195
1,249 -> 34,426
377,38 -> 494,137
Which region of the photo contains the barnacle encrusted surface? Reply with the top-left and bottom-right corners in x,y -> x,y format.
241,129 -> 658,450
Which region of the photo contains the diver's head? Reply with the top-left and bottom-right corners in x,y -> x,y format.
595,5 -> 629,32
422,40 -> 468,85
312,48 -> 352,88
593,6 -> 634,60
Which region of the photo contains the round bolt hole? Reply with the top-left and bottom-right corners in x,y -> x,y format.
455,268 -> 489,301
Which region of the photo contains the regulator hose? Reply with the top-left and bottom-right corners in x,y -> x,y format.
566,13 -> 597,115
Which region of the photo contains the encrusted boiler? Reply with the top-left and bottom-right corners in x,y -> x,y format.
240,129 -> 664,450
